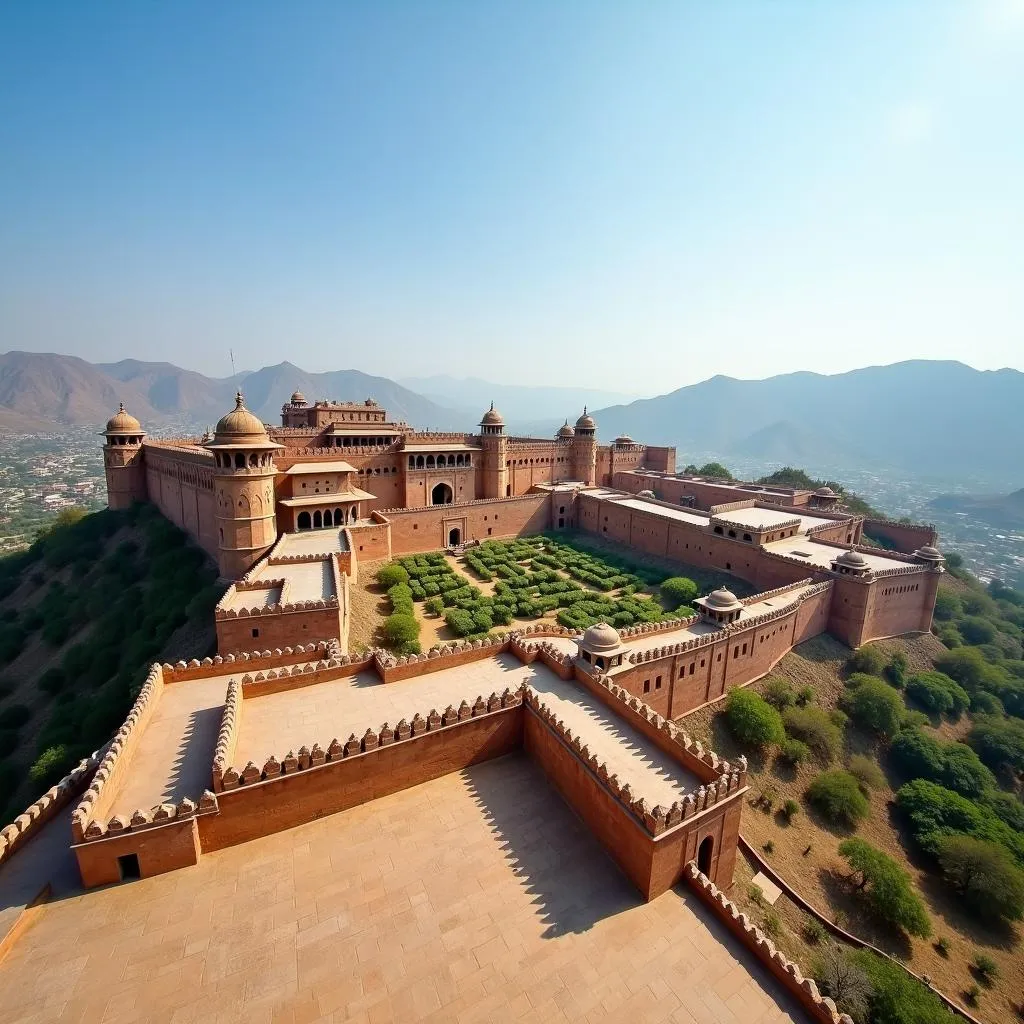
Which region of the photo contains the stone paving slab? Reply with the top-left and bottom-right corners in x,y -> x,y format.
0,756 -> 804,1024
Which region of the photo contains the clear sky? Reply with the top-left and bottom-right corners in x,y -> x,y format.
1,1 -> 1022,392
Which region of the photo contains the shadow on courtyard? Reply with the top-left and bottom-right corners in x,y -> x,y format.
163,705 -> 223,806
462,754 -> 640,939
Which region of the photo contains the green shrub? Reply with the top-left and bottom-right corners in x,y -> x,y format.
387,583 -> 415,615
382,613 -> 420,654
807,769 -> 870,826
424,596 -> 444,616
847,645 -> 886,676
972,953 -> 999,983
28,744 -> 74,787
891,728 -> 995,798
764,677 -> 795,709
969,715 -> 1024,776
782,705 -> 843,762
778,738 -> 811,766
802,918 -> 825,943
981,790 -> 1024,831
885,651 -> 909,688
660,576 -> 698,607
851,949 -> 957,1024
933,590 -> 961,621
905,671 -> 970,719
796,684 -> 815,706
959,616 -> 997,646
376,562 -> 410,589
782,798 -> 800,819
838,838 -> 931,937
937,834 -> 1024,922
896,778 -> 1024,865
444,608 -> 476,638
724,689 -> 785,748
848,754 -> 885,793
842,675 -> 904,738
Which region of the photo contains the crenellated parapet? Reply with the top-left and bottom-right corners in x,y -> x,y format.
216,686 -> 526,791
159,641 -> 333,681
72,663 -> 166,842
684,863 -> 854,1024
524,688 -> 744,837
215,595 -> 338,619
78,789 -> 220,844
211,679 -> 242,792
0,754 -> 98,867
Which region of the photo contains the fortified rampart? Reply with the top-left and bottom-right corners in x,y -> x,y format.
863,516 -> 938,553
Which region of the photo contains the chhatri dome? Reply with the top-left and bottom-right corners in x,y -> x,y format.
575,407 -> 596,431
704,587 -> 742,613
480,402 -> 505,427
834,549 -> 868,570
557,420 -> 575,438
813,486 -> 837,498
290,389 -> 307,405
576,621 -> 629,669
214,392 -> 269,443
105,403 -> 142,435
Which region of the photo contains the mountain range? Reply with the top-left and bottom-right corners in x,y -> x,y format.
0,352 -> 1021,484
930,488 -> 1024,532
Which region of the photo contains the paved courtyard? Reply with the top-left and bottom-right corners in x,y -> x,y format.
0,755 -> 803,1024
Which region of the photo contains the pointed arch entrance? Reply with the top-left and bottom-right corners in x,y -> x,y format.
431,482 -> 453,505
697,834 -> 714,876
448,527 -> 461,547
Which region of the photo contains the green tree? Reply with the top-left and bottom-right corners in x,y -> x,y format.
697,462 -> 732,479
842,675 -> 904,738
28,745 -> 74,788
905,671 -> 969,719
807,769 -> 870,826
937,834 -> 1024,922
724,689 -> 785,748
813,944 -> 872,1022
851,949 -> 957,1024
969,716 -> 1024,775
847,645 -> 886,676
932,589 -> 961,622
838,838 -> 931,937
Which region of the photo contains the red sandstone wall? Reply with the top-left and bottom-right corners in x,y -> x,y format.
74,818 -> 200,888
506,446 -> 575,495
863,573 -> 937,642
144,451 -> 218,559
863,518 -> 937,553
385,494 -> 550,555
403,466 -> 477,508
216,605 -> 343,654
199,709 -> 522,852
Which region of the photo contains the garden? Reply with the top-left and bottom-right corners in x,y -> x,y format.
370,532 -> 744,656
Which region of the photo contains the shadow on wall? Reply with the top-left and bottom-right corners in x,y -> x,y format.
164,706 -> 224,807
461,753 -> 638,939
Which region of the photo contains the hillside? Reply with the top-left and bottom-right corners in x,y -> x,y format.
0,352 -> 461,433
590,360 -> 1024,482
930,487 -> 1024,531
0,507 -> 219,823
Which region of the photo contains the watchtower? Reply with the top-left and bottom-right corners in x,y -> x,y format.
204,392 -> 283,580
102,404 -> 147,509
572,408 -> 598,485
478,403 -> 508,499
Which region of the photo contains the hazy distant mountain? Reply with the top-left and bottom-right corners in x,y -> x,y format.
726,419 -> 863,465
931,487 -> 1024,531
399,374 -> 637,423
589,361 -> 1024,482
0,351 -> 164,428
0,353 -> 460,433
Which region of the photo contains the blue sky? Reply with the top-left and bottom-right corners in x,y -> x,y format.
1,1 -> 1022,392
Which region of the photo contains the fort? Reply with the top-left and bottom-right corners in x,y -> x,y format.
0,392 -> 945,1022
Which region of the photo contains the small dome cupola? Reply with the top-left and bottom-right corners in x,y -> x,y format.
913,545 -> 945,568
104,402 -> 143,436
831,548 -> 871,577
557,420 -> 575,439
215,392 -> 269,444
576,621 -> 628,671
614,434 -> 634,446
479,401 -> 505,434
696,587 -> 743,625
575,407 -> 596,434
290,389 -> 307,405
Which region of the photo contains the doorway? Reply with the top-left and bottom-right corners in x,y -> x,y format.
431,482 -> 453,505
117,853 -> 141,881
697,835 -> 714,876
448,527 -> 461,547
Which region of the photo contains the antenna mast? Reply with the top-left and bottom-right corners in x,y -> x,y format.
229,348 -> 236,377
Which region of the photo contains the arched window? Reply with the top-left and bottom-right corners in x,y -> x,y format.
313,510 -> 323,529
447,454 -> 455,466
416,455 -> 424,468
426,455 -> 435,468
350,504 -> 358,522
297,511 -> 311,530
235,452 -> 246,469
335,507 -> 343,525
249,453 -> 259,467
698,835 -> 714,876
